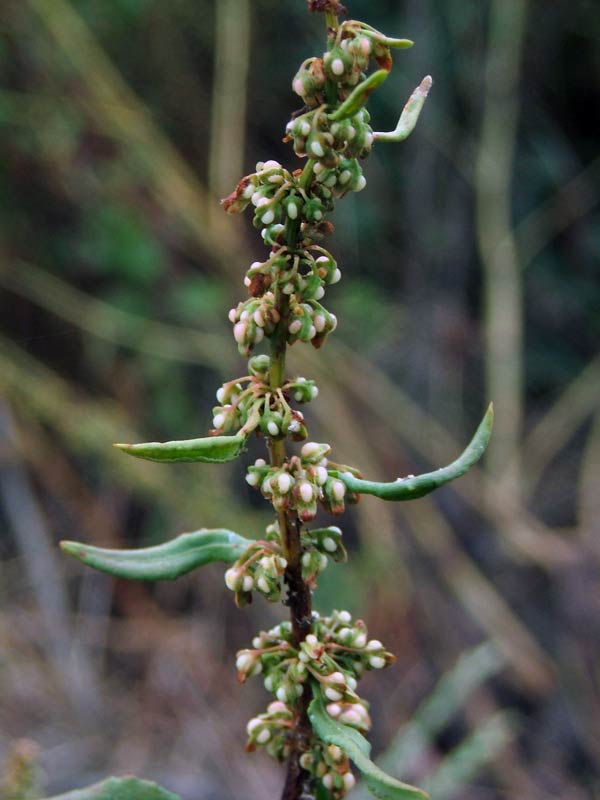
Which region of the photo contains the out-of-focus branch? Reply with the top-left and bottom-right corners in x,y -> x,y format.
27,0 -> 245,272
208,0 -> 251,210
475,0 -> 528,488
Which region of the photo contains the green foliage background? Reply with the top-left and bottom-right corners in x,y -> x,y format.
0,1 -> 598,798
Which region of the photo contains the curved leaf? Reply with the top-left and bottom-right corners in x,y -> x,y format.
374,76 -> 433,144
308,688 -> 428,800
334,404 -> 493,501
114,433 -> 247,463
329,70 -> 388,122
61,529 -> 253,581
41,776 -> 180,800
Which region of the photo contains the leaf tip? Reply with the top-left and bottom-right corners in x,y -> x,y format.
60,540 -> 86,560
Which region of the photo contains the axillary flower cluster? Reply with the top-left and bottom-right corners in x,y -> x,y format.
61,4 -> 493,800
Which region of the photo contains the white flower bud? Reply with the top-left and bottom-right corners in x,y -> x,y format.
305,634 -> 318,647
225,568 -> 239,590
245,472 -> 259,487
276,686 -> 287,703
322,774 -> 334,790
307,325 -> 317,340
324,687 -> 343,702
343,772 -> 356,790
331,480 -> 346,501
293,79 -> 305,96
246,717 -> 262,735
257,576 -> 270,594
267,420 -> 279,437
264,675 -> 274,691
242,575 -> 254,592
330,671 -> 345,684
216,387 -> 226,403
252,636 -> 262,648
330,268 -> 342,284
315,466 -> 328,486
366,639 -> 383,652
254,327 -> 264,343
331,58 -> 345,76
263,159 -> 281,170
347,675 -> 357,691
256,728 -> 271,744
289,319 -> 302,335
212,413 -> 225,429
339,169 -> 352,185
261,208 -> 275,225
243,276 -> 251,287
299,482 -> 313,503
228,308 -> 237,323
355,175 -> 367,191
327,703 -> 342,718
236,652 -> 254,672
318,553 -> 328,572
354,633 -> 367,648
310,140 -> 325,158
302,552 -> 312,567
278,473 -> 292,493
268,700 -> 288,714
287,202 -> 298,220
328,745 -> 343,762
314,285 -> 325,300
299,120 -> 311,137
255,458 -> 267,467
323,537 -> 337,552
369,655 -> 386,669
313,314 -> 326,332
253,309 -> 265,327
233,321 -> 247,344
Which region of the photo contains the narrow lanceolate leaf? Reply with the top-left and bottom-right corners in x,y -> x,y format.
61,529 -> 253,581
42,776 -> 181,800
334,404 -> 493,501
309,688 -> 428,800
114,433 -> 247,463
329,70 -> 388,122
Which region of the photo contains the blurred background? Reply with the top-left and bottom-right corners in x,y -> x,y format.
0,0 -> 598,798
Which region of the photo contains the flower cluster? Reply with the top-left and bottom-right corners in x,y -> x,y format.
240,610 -> 395,797
211,363 -> 319,440
245,442 -> 358,521
224,535 -> 287,607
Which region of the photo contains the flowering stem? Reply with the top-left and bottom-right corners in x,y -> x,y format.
267,160 -> 316,800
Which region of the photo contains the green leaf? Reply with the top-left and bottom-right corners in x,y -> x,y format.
308,688 -> 428,800
41,776 -> 181,800
374,76 -> 433,144
114,433 -> 247,463
329,70 -> 389,122
61,529 -> 253,581
334,404 -> 493,501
